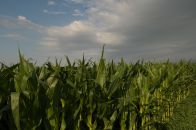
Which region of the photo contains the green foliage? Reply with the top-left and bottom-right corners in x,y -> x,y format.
0,50 -> 195,130
166,65 -> 196,130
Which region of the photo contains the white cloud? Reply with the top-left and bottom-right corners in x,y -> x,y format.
71,0 -> 85,4
72,9 -> 84,16
43,9 -> 66,15
0,15 -> 44,32
0,33 -> 24,40
17,15 -> 44,32
96,32 -> 124,45
40,20 -> 124,51
1,0 -> 196,62
40,21 -> 96,49
39,0 -> 129,59
48,1 -> 56,5
40,37 -> 60,48
43,9 -> 48,13
39,0 -> 196,61
17,16 -> 27,21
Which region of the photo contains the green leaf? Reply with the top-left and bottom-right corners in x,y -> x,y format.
11,92 -> 20,130
96,45 -> 106,89
47,74 -> 58,89
110,111 -> 117,123
60,113 -> 66,130
96,58 -> 105,89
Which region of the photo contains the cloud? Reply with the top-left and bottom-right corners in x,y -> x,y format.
72,9 -> 84,16
86,0 -> 196,61
70,0 -> 85,4
0,15 -> 44,32
43,9 -> 66,15
39,0 -> 196,61
40,20 -> 124,52
0,15 -> 18,28
0,15 -> 45,54
17,16 -> 27,21
40,21 -> 98,51
0,15 -> 47,64
48,1 -> 56,5
0,33 -> 25,40
2,0 -> 196,62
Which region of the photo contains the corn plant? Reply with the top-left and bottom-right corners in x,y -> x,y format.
0,49 -> 195,130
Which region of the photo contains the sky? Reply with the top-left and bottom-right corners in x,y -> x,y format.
0,0 -> 196,64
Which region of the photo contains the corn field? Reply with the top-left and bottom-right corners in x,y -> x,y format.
0,50 -> 195,130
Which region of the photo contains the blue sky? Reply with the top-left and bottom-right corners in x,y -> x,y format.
0,0 -> 86,25
0,0 -> 196,64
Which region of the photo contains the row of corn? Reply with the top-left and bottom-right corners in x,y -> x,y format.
0,51 -> 195,130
